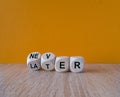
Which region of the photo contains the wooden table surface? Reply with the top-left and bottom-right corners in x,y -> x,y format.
0,64 -> 120,97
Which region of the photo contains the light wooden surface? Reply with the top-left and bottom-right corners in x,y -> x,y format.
0,64 -> 120,97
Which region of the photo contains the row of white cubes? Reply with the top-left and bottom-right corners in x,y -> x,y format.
27,52 -> 84,73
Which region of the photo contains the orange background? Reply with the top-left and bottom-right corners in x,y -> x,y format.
0,0 -> 120,63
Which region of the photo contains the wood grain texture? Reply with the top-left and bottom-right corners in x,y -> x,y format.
0,64 -> 120,97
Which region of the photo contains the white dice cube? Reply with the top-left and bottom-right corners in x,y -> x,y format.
41,52 -> 56,71
27,52 -> 41,71
70,56 -> 84,73
55,56 -> 69,72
